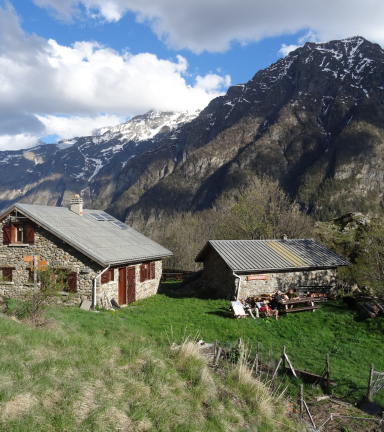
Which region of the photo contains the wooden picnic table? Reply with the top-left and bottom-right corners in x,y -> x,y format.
279,297 -> 326,313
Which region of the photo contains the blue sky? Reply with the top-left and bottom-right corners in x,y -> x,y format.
1,0 -> 383,150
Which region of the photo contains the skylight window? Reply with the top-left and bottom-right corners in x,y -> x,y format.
111,221 -> 129,230
99,213 -> 116,221
89,213 -> 107,221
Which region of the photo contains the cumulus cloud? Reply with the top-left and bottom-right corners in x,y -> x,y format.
32,0 -> 384,53
0,134 -> 42,152
36,114 -> 126,138
279,44 -> 300,57
0,4 -> 229,150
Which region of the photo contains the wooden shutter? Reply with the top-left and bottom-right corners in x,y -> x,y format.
150,262 -> 155,279
109,269 -> 114,281
66,272 -> 77,293
28,268 -> 33,282
101,270 -> 109,284
3,224 -> 11,245
2,268 -> 13,282
140,264 -> 145,282
25,225 -> 35,244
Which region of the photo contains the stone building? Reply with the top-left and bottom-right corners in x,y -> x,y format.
195,239 -> 350,300
0,196 -> 172,307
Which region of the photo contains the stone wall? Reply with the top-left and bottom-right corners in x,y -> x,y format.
202,249 -> 338,299
136,260 -> 162,301
238,268 -> 337,299
202,250 -> 236,299
0,217 -> 102,305
0,216 -> 164,307
95,260 -> 162,305
96,268 -> 118,306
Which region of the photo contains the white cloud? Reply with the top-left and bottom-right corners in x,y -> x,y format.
279,44 -> 300,57
195,74 -> 231,92
0,134 -> 41,152
37,114 -> 126,139
0,4 -> 230,150
32,0 -> 384,53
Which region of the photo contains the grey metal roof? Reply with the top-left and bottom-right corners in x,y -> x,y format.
0,203 -> 172,266
195,239 -> 351,271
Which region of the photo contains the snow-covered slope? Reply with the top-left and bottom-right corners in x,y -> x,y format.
0,109 -> 200,209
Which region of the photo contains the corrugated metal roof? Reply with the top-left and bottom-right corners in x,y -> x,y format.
265,242 -> 308,267
195,239 -> 351,271
1,204 -> 172,266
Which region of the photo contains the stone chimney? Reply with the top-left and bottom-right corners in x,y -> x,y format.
70,194 -> 83,216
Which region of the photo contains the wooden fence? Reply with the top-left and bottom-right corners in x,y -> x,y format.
161,269 -> 194,281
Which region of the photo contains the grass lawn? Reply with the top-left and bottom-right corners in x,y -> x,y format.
97,281 -> 384,406
0,282 -> 383,431
0,292 -> 301,432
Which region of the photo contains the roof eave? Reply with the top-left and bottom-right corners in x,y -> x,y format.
106,252 -> 173,266
231,263 -> 351,273
6,205 -> 173,267
195,241 -> 213,262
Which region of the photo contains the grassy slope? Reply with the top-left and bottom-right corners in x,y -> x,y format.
106,282 -> 384,406
1,282 -> 383,431
0,295 -> 300,432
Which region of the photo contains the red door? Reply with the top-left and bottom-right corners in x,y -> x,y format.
127,266 -> 136,304
118,267 -> 127,305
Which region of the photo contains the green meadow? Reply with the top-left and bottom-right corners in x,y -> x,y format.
0,282 -> 383,431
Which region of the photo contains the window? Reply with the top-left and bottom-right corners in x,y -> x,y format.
1,268 -> 14,282
101,268 -> 115,284
3,224 -> 34,245
140,262 -> 155,282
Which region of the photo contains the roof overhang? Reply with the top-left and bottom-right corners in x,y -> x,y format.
231,265 -> 349,273
1,204 -> 172,267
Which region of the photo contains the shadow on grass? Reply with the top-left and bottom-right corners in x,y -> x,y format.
161,282 -> 221,301
205,310 -> 232,319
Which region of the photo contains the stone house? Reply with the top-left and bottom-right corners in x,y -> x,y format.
195,239 -> 351,300
0,196 -> 172,307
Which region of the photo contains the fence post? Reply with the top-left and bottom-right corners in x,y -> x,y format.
214,347 -> 222,366
300,384 -> 304,419
214,339 -> 217,357
283,345 -> 286,372
326,353 -> 330,394
367,364 -> 374,402
254,341 -> 260,377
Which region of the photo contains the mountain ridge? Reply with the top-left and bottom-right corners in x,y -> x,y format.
1,36 -> 384,225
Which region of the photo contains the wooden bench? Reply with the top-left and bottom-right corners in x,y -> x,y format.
285,305 -> 322,313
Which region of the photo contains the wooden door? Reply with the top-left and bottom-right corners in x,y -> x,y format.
127,266 -> 136,304
118,267 -> 127,305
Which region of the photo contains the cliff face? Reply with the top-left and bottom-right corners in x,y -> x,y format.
1,37 -> 384,223
112,37 -> 384,223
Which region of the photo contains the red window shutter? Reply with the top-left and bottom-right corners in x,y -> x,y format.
101,270 -> 109,284
3,225 -> 11,245
140,264 -> 145,283
25,225 -> 35,245
150,262 -> 155,279
109,269 -> 114,281
2,268 -> 13,282
66,272 -> 77,293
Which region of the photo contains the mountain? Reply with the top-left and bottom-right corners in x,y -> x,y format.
1,36 -> 384,223
0,110 -> 199,209
106,36 -> 384,223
